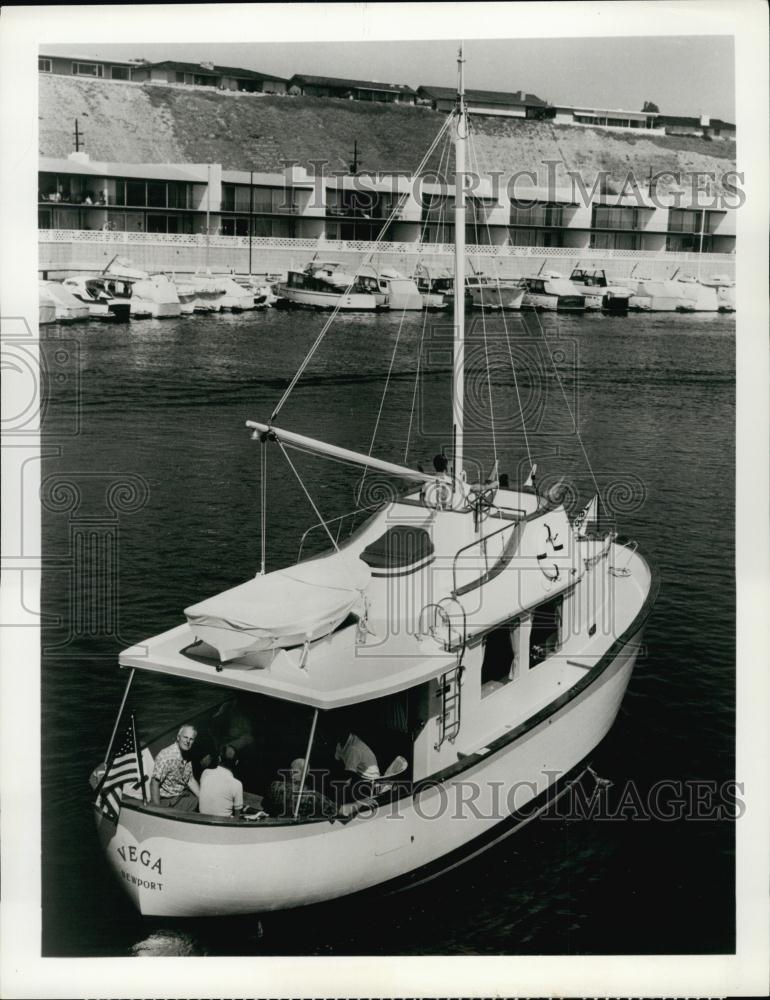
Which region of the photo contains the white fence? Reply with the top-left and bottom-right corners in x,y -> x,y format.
39,230 -> 736,282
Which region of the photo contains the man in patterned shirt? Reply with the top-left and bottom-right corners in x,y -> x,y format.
150,724 -> 200,811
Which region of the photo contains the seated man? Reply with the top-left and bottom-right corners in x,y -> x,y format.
335,731 -> 380,782
263,758 -> 336,820
149,724 -> 200,812
198,745 -> 243,818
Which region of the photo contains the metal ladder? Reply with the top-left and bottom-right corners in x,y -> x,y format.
435,657 -> 464,750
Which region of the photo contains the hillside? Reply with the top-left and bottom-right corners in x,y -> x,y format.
39,76 -> 736,191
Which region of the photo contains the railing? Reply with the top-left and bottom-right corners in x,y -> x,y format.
295,501 -> 384,562
38,229 -> 737,266
609,538 -> 637,578
451,515 -> 524,595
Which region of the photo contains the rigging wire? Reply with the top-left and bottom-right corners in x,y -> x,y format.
356,125 -> 457,504
270,113 -> 454,423
530,305 -> 608,516
467,127 -> 536,472
467,127 -> 499,474
405,128 -> 454,463
276,439 -> 341,553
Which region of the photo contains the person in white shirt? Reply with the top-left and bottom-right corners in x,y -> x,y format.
198,745 -> 243,817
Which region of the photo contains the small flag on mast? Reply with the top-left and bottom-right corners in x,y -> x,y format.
573,495 -> 598,537
95,719 -> 142,822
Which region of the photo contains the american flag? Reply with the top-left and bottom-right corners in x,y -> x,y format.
95,723 -> 141,822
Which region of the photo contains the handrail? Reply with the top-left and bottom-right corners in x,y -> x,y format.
418,595 -> 467,652
296,500 -> 383,562
450,513 -> 524,594
609,538 -> 638,577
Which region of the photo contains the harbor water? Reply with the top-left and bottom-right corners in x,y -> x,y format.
39,307 -> 735,956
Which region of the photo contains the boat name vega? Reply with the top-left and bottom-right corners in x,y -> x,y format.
116,843 -> 163,874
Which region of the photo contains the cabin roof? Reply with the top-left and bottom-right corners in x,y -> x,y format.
118,622 -> 455,710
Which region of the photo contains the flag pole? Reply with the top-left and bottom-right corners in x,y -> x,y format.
131,710 -> 147,804
103,668 -> 135,767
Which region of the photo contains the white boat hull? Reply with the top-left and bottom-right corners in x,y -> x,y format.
98,623 -> 645,917
469,284 -> 525,311
275,283 -> 385,311
523,292 -> 585,312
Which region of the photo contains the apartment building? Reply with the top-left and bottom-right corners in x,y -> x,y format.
37,154 -> 737,255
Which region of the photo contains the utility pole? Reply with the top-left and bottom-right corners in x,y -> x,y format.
74,119 -> 84,152
349,140 -> 361,174
248,169 -> 254,276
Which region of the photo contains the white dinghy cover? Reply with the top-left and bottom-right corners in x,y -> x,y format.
184,553 -> 371,662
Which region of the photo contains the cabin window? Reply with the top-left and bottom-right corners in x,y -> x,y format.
481,625 -> 518,695
39,58 -> 52,72
529,596 -> 563,668
111,66 -> 131,81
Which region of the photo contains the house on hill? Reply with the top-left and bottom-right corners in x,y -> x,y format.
287,74 -> 417,104
416,85 -> 552,118
551,103 -> 661,131
657,114 -> 735,141
38,52 -> 140,81
129,60 -> 288,94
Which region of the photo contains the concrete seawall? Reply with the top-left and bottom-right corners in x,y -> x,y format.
39,231 -> 736,283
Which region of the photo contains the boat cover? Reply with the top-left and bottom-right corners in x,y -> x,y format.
185,553 -> 371,661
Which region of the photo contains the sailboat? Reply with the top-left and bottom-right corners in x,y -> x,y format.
92,49 -> 657,918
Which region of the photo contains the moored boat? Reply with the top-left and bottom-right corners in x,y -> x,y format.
523,271 -> 586,312
628,276 -> 695,312
414,264 -> 455,310
102,257 -> 181,318
369,267 -> 425,311
91,49 -> 656,919
274,261 -> 387,311
466,273 -> 525,311
700,274 -> 735,312
38,282 -> 58,325
38,279 -> 89,323
62,276 -> 131,322
567,267 -> 631,314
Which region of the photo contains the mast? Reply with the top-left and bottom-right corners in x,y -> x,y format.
452,43 -> 467,489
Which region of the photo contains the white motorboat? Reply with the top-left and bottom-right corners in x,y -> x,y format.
466,273 -> 525,311
62,276 -> 131,322
92,51 -> 656,918
414,265 -> 454,310
523,271 -> 586,312
699,273 -> 735,312
369,267 -> 425,311
168,275 -> 218,314
234,276 -> 279,309
102,257 -> 181,319
274,261 -> 387,311
628,275 -> 695,313
567,267 -> 631,314
38,279 -> 90,323
671,275 -> 719,312
38,282 -> 58,325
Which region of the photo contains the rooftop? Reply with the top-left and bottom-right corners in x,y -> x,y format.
418,85 -> 549,107
141,60 -> 288,83
290,74 -> 416,95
